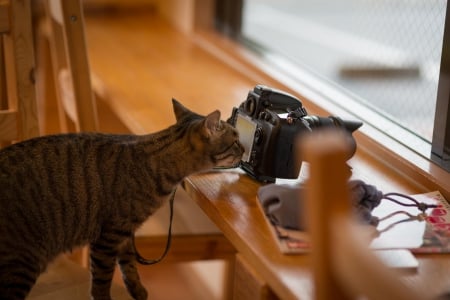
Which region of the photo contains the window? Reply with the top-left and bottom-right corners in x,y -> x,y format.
233,0 -> 449,171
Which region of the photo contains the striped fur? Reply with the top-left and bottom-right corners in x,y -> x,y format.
0,100 -> 243,300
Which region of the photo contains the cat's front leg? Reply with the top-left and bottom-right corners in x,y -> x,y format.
118,238 -> 148,300
89,238 -> 120,300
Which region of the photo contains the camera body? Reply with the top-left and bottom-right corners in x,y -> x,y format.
228,85 -> 362,182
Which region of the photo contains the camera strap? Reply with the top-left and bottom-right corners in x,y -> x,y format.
132,188 -> 176,265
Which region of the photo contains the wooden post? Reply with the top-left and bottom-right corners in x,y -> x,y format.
300,129 -> 353,300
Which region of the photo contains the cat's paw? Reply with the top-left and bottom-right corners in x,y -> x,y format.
133,288 -> 148,300
127,284 -> 148,300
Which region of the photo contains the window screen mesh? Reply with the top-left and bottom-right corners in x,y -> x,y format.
242,0 -> 446,143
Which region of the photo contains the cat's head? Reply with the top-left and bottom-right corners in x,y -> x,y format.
172,99 -> 244,169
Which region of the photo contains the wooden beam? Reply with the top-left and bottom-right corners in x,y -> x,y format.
133,234 -> 236,263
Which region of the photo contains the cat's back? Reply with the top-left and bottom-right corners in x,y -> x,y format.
0,133 -> 137,252
0,133 -> 131,186
0,132 -> 139,203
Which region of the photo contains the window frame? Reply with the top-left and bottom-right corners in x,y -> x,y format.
432,1 -> 450,172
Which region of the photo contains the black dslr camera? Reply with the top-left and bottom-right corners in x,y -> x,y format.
228,85 -> 362,182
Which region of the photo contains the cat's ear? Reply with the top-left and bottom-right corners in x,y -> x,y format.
172,98 -> 192,121
203,110 -> 221,138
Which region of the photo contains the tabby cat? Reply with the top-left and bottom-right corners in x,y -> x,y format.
0,99 -> 244,300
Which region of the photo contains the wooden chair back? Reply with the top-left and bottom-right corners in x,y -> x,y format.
300,129 -> 429,300
0,0 -> 40,147
34,0 -> 98,266
43,0 -> 98,132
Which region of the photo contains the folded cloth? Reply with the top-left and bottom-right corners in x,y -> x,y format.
257,180 -> 383,231
257,183 -> 307,230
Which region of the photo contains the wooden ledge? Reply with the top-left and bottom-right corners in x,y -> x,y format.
134,234 -> 236,263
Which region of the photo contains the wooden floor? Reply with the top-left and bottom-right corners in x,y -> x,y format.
29,254 -> 224,300
112,261 -> 226,300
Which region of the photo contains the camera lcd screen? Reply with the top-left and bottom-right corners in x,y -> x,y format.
235,113 -> 257,162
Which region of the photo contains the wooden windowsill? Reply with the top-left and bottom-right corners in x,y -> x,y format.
84,9 -> 450,198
